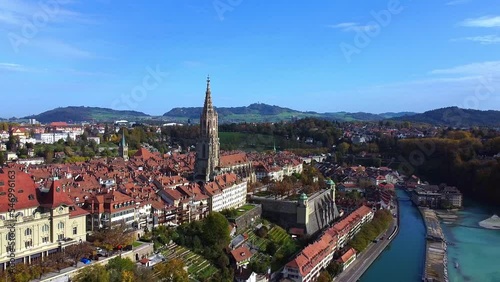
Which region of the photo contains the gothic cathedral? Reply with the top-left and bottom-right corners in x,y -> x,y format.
194,76 -> 220,182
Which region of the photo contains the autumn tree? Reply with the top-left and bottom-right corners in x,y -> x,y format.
155,259 -> 189,282
91,224 -> 134,253
64,242 -> 94,266
50,252 -> 68,272
73,264 -> 110,282
317,271 -> 332,282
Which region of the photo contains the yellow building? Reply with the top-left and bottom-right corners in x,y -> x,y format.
0,169 -> 88,272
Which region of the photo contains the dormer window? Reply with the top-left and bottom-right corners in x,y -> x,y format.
28,194 -> 35,200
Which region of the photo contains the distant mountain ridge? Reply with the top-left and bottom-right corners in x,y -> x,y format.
391,107 -> 500,127
18,104 -> 499,127
23,106 -> 149,123
163,103 -> 416,123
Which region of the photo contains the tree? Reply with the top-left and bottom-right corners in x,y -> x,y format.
155,259 -> 189,282
64,242 -> 94,266
0,152 -> 4,165
249,257 -> 270,274
202,212 -> 230,249
106,257 -> 136,274
6,263 -> 32,282
256,226 -> 268,238
50,252 -> 68,272
327,261 -> 343,277
134,266 -> 156,282
44,148 -> 54,163
317,271 -> 332,282
73,264 -> 110,282
91,224 -> 134,253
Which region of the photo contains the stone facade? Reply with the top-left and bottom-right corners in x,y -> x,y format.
250,183 -> 339,236
231,204 -> 262,232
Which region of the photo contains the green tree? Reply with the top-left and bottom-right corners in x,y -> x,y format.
249,257 -> 270,274
73,264 -> 110,282
106,257 -> 136,273
155,259 -> 189,282
202,212 -> 230,249
327,261 -> 343,277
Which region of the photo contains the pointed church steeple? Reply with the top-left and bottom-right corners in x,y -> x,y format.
195,76 -> 220,182
119,128 -> 129,161
204,75 -> 213,111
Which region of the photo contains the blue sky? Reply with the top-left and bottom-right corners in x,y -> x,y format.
1,0 -> 499,117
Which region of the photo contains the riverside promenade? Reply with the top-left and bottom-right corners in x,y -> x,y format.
335,202 -> 399,282
419,207 -> 448,282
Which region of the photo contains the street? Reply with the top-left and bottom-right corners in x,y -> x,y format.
334,207 -> 398,282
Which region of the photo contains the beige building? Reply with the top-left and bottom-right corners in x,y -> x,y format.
0,169 -> 88,272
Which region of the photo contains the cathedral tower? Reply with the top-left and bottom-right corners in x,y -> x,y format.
194,76 -> 220,182
119,129 -> 129,161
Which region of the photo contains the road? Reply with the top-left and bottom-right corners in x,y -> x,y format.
335,207 -> 399,282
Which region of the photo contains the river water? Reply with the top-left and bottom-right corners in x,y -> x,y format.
441,203 -> 500,282
360,189 -> 426,282
359,189 -> 500,282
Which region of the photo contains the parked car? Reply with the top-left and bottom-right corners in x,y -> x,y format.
80,258 -> 91,264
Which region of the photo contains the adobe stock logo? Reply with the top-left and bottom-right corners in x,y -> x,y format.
111,65 -> 168,110
213,0 -> 243,21
340,0 -> 404,63
8,0 -> 72,53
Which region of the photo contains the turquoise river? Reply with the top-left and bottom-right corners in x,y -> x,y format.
359,189 -> 500,282
360,189 -> 426,282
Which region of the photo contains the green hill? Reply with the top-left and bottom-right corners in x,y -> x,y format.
163,103 -> 416,123
391,107 -> 500,127
24,106 -> 150,123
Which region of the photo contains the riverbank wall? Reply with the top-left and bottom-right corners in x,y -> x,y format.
419,207 -> 448,282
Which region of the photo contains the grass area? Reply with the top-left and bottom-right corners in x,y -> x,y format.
285,194 -> 301,201
132,241 -> 143,247
245,225 -> 302,272
234,204 -> 256,217
162,244 -> 218,281
254,191 -> 272,197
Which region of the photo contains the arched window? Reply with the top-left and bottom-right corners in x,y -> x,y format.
25,228 -> 32,236
42,224 -> 49,233
58,222 -> 65,230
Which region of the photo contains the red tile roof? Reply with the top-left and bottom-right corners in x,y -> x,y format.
338,248 -> 356,264
0,169 -> 39,212
230,246 -> 253,263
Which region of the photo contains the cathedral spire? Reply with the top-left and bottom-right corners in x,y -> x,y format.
195,76 -> 220,182
204,75 -> 213,109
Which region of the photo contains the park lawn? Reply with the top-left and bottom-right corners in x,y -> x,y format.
132,241 -> 143,248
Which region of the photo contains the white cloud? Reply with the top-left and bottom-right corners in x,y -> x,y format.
429,61 -> 500,76
453,35 -> 500,44
328,22 -> 377,32
0,62 -> 41,72
0,63 -> 26,71
460,16 -> 500,28
0,0 -> 96,27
